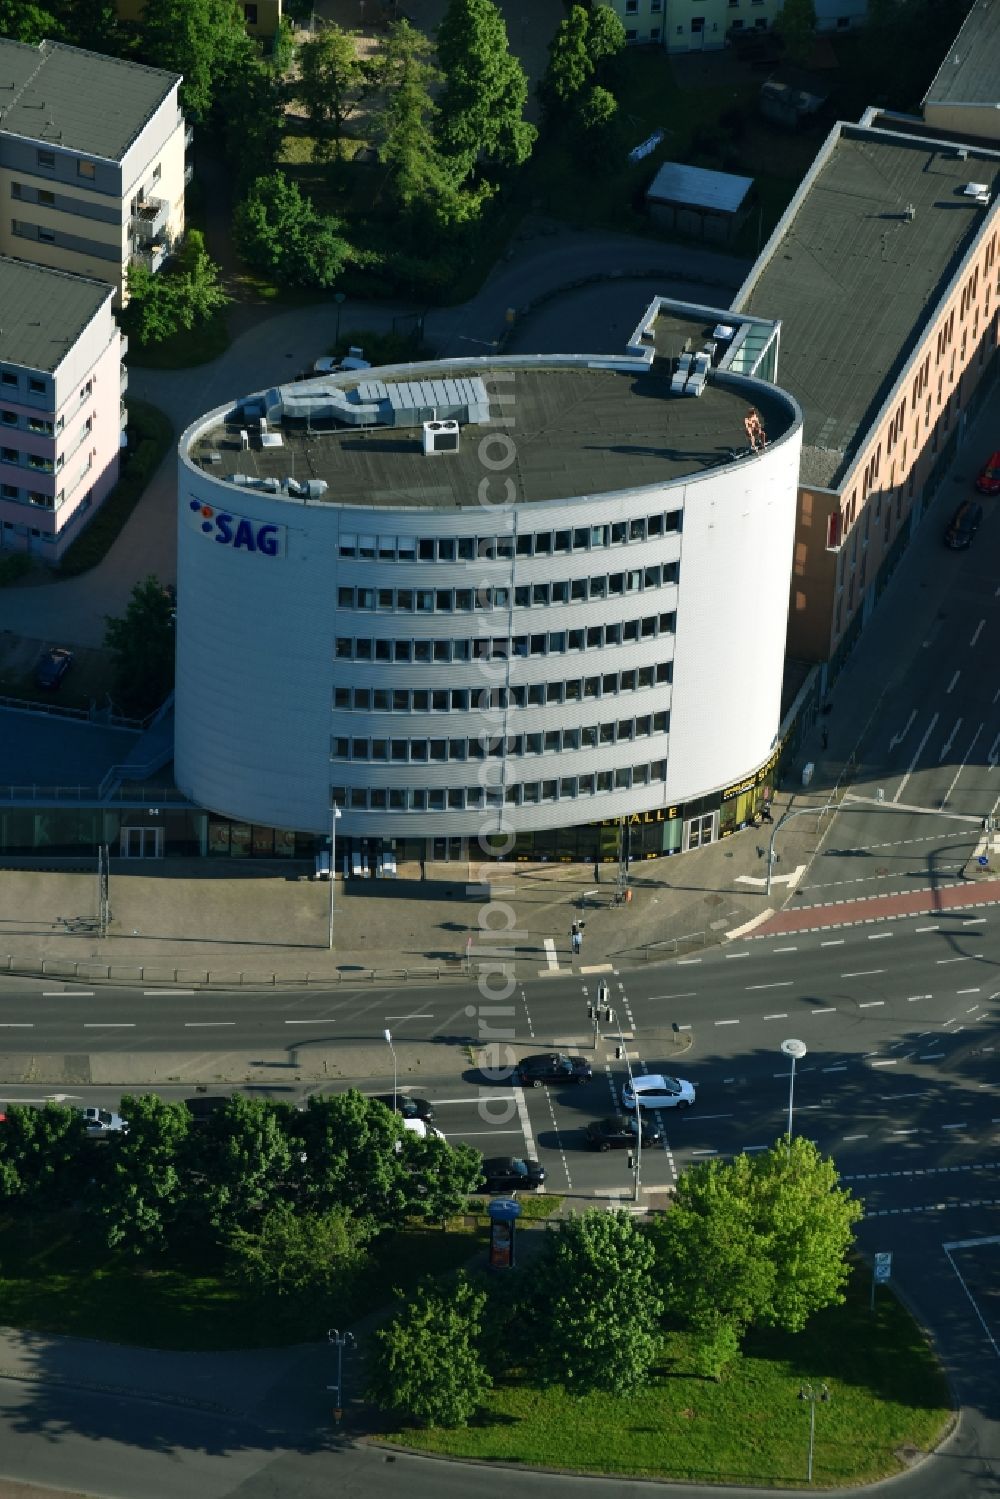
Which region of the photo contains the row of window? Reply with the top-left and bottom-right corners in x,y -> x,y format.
337,564 -> 679,616
0,446 -> 59,474
333,661 -> 674,714
332,712 -> 670,763
334,612 -> 676,663
331,760 -> 669,812
337,509 -> 681,563
0,372 -> 91,402
35,149 -> 96,179
0,410 -> 61,436
0,483 -> 61,509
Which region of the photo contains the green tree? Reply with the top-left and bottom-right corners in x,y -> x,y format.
368,1272 -> 491,1427
400,1132 -> 484,1225
53,0 -> 119,50
198,1095 -> 294,1238
435,0 -> 536,174
777,0 -> 817,66
296,25 -> 373,161
540,5 -> 593,114
228,1202 -> 374,1300
0,1104 -> 85,1208
532,1209 -> 663,1393
103,574 -> 176,717
126,231 -> 229,346
293,1091 -> 412,1224
653,1137 -> 861,1373
96,1094 -> 191,1255
586,4 -> 627,69
139,0 -> 257,124
218,56 -> 285,189
0,1 -> 63,42
234,173 -> 353,287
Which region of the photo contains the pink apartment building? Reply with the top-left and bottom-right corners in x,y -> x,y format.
0,256 -> 125,563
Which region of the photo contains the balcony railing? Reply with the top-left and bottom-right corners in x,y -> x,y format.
130,195 -> 168,243
184,123 -> 194,150
133,241 -> 168,274
184,162 -> 194,186
120,364 -> 128,394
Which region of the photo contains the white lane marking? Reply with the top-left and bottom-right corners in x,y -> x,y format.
843,970 -> 886,978
937,957 -> 972,965
772,946 -> 798,953
843,1133 -> 869,1140
940,722 -> 984,808
914,926 -> 939,933
907,994 -> 932,1002
858,1000 -> 885,1008
42,991 -> 95,997
963,918 -> 987,926
83,1023 -> 135,1028
762,1012 -> 789,1020
868,933 -> 893,941
941,1123 -> 969,1131
869,1059 -> 898,1067
894,712 -> 939,801
741,1144 -> 769,1153
714,1019 -> 740,1026
455,1129 -> 523,1137
676,1023 -> 692,1031
424,1095 -> 517,1105
918,1053 -> 946,1060
285,1020 -> 333,1025
823,1065 -> 848,1072
946,670 -> 962,694
990,731 -> 1000,769
939,716 -> 963,762
957,989 -> 982,996
690,1113 -> 734,1121
691,1149 -> 719,1156
891,1128 -> 919,1135
648,993 -> 698,1001
889,710 -> 916,750
184,1022 -> 236,1028
385,1014 -> 434,1021
0,1023 -> 33,1028
543,938 -> 558,972
725,952 -> 750,960
747,981 -> 793,991
821,939 -> 845,947
144,990 -> 195,995
677,959 -> 702,965
970,620 -> 986,648
513,1084 -> 535,1156
811,1006 -> 838,1014
943,1238 -> 1000,1362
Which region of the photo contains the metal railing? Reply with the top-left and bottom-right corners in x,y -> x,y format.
0,783 -> 189,805
1,954 -> 478,989
0,693 -> 148,729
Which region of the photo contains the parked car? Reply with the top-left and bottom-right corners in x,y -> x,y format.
621,1074 -> 696,1111
35,647 -> 73,689
585,1115 -> 663,1151
975,451 -> 1000,495
372,1092 -> 435,1122
943,499 -> 984,548
517,1052 -> 592,1088
400,1117 -> 444,1141
80,1106 -> 128,1135
183,1095 -> 229,1125
479,1156 -> 546,1193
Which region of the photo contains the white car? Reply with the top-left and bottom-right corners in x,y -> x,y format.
621,1074 -> 695,1111
402,1117 -> 444,1141
80,1106 -> 128,1134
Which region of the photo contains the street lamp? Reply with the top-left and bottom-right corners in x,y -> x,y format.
383,1028 -> 397,1114
781,1038 -> 807,1143
327,1327 -> 356,1422
765,802 -> 837,897
327,805 -> 342,951
798,1382 -> 830,1483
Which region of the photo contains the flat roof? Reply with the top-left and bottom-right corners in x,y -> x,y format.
190,362 -> 794,509
923,0 -> 1000,109
736,123 -> 1000,488
0,257 -> 111,372
0,39 -> 179,162
647,161 -> 753,214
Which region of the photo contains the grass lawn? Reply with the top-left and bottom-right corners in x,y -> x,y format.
125,309 -> 230,370
0,1213 -> 487,1352
381,1266 -> 952,1486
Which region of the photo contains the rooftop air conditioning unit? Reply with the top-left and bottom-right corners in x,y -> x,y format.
422,419 -> 460,455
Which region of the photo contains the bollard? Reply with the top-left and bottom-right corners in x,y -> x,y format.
139,966 -> 143,982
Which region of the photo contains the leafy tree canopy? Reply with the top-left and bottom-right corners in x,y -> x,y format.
0,1 -> 63,42
96,1094 -> 192,1256
532,1208 -> 664,1393
435,0 -> 536,173
296,25 -> 374,161
125,230 -> 229,347
0,1103 -> 85,1206
541,5 -> 593,113
368,1272 -> 491,1427
103,574 -> 176,718
234,173 -> 353,287
228,1202 -> 374,1300
197,1094 -> 295,1238
139,0 -> 258,123
776,0 -> 817,66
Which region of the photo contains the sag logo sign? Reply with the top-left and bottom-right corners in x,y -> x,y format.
188,499 -> 285,557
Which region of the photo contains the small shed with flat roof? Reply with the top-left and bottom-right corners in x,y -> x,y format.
645,161 -> 754,243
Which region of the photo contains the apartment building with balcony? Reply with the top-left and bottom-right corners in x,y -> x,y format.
114,0 -> 283,40
0,39 -> 186,302
606,0 -> 866,50
0,257 -> 126,562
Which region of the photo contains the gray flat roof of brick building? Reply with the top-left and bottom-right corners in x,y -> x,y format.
923,1 -> 1000,109
0,257 -> 111,372
735,123 -> 1000,489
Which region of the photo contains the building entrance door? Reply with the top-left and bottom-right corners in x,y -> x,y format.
684,811 -> 716,850
120,827 -> 163,858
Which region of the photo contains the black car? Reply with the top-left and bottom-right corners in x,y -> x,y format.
35,647 -> 73,689
372,1092 -> 435,1122
480,1156 -> 546,1193
944,500 -> 983,549
585,1115 -> 662,1152
184,1095 -> 229,1125
517,1052 -> 593,1088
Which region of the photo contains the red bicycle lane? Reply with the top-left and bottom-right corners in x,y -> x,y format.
751,876 -> 1000,937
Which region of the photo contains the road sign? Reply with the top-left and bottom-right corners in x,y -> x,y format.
874,1251 -> 892,1284
978,856 -> 990,869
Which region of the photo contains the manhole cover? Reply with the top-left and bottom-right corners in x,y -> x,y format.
705,894 -> 725,907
